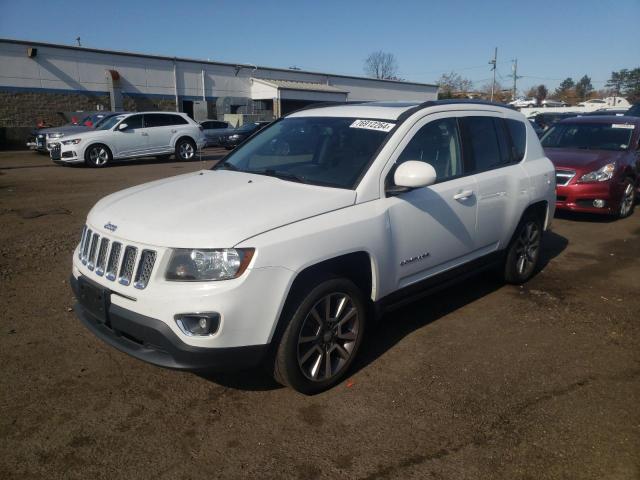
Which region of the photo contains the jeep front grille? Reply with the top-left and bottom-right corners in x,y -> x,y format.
76,226 -> 156,290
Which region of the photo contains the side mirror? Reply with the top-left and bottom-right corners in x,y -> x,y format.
394,161 -> 437,189
118,123 -> 128,131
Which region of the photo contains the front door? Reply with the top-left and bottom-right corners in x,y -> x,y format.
384,116 -> 479,290
113,114 -> 147,157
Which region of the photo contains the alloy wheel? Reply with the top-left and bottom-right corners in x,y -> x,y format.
179,142 -> 194,160
89,146 -> 109,166
515,221 -> 541,276
297,293 -> 360,382
620,183 -> 634,217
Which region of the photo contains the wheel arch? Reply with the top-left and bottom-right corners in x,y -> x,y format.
174,135 -> 196,149
83,142 -> 113,162
268,251 -> 375,348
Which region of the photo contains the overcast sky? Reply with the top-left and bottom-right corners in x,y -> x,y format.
1,0 -> 638,94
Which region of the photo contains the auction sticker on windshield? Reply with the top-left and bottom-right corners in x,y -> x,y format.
350,119 -> 395,132
611,124 -> 635,129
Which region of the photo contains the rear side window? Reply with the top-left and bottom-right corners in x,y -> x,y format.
505,119 -> 526,161
461,117 -> 502,172
145,114 -> 188,128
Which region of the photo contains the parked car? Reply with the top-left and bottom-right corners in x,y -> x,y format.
626,104 -> 640,117
50,112 -> 206,167
200,119 -> 234,147
541,115 -> 640,218
28,112 -> 117,153
534,112 -> 579,131
541,99 -> 568,108
509,97 -> 538,108
219,121 -> 271,149
70,100 -> 555,393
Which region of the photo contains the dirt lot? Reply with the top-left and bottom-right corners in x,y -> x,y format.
0,150 -> 638,479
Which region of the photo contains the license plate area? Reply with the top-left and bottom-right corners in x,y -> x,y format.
77,277 -> 110,323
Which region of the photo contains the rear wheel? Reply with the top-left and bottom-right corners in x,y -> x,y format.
503,213 -> 543,284
273,278 -> 367,394
617,178 -> 636,218
84,144 -> 112,168
175,138 -> 196,161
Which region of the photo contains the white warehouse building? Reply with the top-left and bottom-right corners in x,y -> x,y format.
0,38 -> 438,147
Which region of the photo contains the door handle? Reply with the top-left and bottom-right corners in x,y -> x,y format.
453,190 -> 474,201
141,132 -> 149,136
171,129 -> 177,133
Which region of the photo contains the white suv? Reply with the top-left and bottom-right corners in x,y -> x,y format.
50,112 -> 206,167
71,101 -> 555,393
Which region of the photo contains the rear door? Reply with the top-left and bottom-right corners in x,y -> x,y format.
145,114 -> 188,153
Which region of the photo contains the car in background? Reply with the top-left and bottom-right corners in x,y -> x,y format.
541,116 -> 640,218
533,112 -> 579,131
219,121 -> 271,150
626,104 -> 640,117
50,112 -> 206,167
199,120 -> 234,147
28,112 -> 117,153
509,97 -> 537,108
541,99 -> 568,108
578,99 -> 608,108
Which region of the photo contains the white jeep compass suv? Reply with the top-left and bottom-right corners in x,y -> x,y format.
71,101 -> 556,393
50,112 -> 206,167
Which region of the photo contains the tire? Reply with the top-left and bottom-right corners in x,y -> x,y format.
175,138 -> 196,161
273,277 -> 367,394
84,144 -> 112,168
617,178 -> 636,219
503,213 -> 544,284
156,154 -> 172,161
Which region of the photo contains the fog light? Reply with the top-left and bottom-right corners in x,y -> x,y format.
175,313 -> 220,336
593,199 -> 606,208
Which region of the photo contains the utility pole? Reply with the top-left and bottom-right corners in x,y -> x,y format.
76,36 -> 81,47
489,47 -> 497,101
511,58 -> 518,100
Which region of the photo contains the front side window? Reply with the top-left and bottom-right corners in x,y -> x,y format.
461,116 -> 503,172
541,123 -> 634,151
123,115 -> 143,130
395,118 -> 463,182
214,117 -> 393,189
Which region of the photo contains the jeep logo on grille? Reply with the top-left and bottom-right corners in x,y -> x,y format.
104,222 -> 118,232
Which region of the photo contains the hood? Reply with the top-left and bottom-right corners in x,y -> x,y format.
87,170 -> 356,248
544,148 -> 627,171
39,125 -> 92,135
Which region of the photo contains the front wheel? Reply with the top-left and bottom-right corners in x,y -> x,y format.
503,215 -> 543,284
273,278 -> 367,394
617,178 -> 636,219
175,138 -> 196,161
84,144 -> 112,168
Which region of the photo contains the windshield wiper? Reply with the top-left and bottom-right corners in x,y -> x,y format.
254,169 -> 308,184
214,162 -> 239,171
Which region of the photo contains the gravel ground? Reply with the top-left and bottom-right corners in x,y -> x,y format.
0,150 -> 638,479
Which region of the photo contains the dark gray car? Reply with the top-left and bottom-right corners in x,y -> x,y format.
200,120 -> 234,147
29,112 -> 117,153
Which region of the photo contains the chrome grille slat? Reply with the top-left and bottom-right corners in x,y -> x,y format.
95,238 -> 110,276
81,228 -> 92,264
134,250 -> 157,290
87,233 -> 100,270
78,225 -> 156,289
105,242 -> 122,281
118,246 -> 138,286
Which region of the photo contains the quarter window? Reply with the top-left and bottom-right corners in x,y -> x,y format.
506,119 -> 527,161
396,118 -> 463,182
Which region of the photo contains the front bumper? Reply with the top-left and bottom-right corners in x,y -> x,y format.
71,275 -> 268,370
556,181 -> 620,215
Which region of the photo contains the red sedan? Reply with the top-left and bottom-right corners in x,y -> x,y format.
542,116 -> 640,218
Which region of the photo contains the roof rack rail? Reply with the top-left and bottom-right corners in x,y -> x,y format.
397,99 -> 513,122
287,100 -> 370,116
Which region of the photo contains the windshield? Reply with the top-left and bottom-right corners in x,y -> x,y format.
214,117 -> 395,189
97,115 -> 126,131
541,122 -> 634,151
93,114 -> 115,128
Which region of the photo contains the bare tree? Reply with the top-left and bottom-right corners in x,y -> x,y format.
437,72 -> 474,98
364,51 -> 399,80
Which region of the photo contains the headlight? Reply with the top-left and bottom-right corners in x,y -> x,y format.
48,133 -> 64,139
229,134 -> 240,140
166,248 -> 255,281
62,138 -> 82,145
580,163 -> 615,183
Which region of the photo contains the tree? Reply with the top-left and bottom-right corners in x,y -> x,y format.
479,81 -> 509,102
575,75 -> 594,101
437,71 -> 474,98
535,84 -> 548,104
607,68 -> 640,103
364,51 -> 399,80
